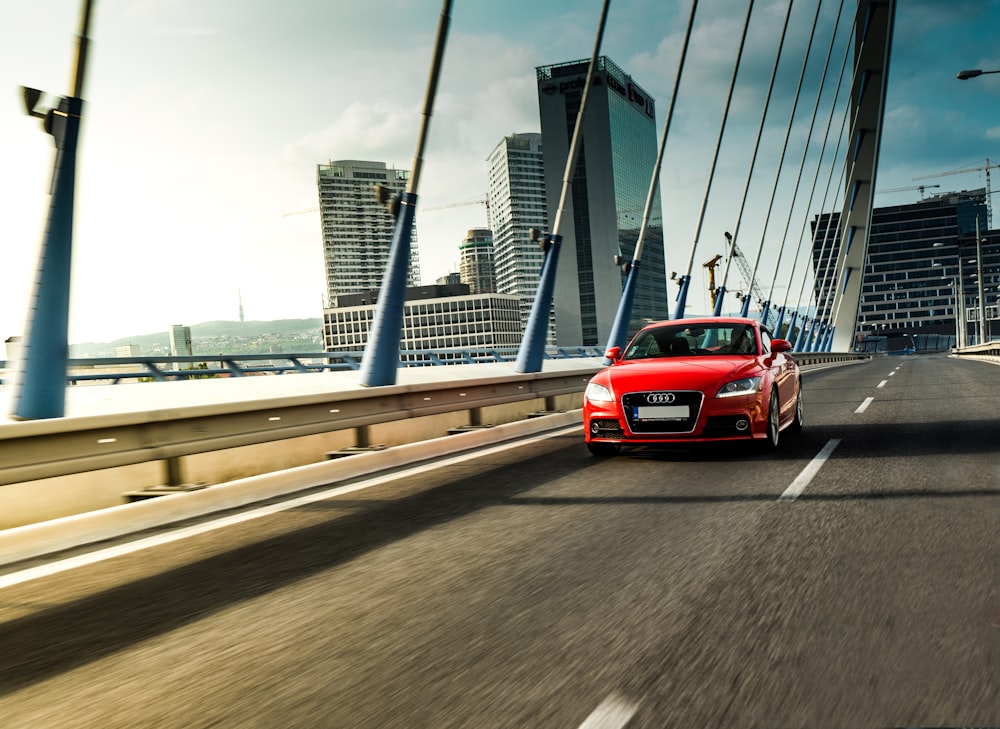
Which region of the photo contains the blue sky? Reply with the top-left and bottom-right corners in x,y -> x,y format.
0,0 -> 997,344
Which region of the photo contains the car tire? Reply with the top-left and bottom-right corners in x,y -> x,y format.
789,382 -> 803,433
760,391 -> 780,452
587,442 -> 621,457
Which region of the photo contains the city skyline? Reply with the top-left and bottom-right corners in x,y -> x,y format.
1,0 -> 997,344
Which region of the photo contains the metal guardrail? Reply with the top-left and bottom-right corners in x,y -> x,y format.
0,362 -> 602,488
0,347 -> 606,385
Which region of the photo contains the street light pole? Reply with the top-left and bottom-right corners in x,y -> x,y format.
957,252 -> 967,347
957,68 -> 1000,80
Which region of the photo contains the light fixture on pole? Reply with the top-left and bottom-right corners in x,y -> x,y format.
957,68 -> 1000,80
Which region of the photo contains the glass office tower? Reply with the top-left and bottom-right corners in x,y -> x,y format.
812,189 -> 997,345
536,56 -> 668,346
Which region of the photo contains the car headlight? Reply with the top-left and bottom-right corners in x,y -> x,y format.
716,376 -> 762,398
585,382 -> 615,403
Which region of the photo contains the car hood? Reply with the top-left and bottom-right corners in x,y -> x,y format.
599,356 -> 764,392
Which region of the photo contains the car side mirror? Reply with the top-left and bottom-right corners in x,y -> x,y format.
771,339 -> 792,353
604,346 -> 622,362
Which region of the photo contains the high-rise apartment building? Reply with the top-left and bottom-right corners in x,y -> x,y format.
317,160 -> 421,306
459,228 -> 496,294
487,133 -> 551,339
536,57 -> 669,346
169,325 -> 192,356
812,189 -> 997,344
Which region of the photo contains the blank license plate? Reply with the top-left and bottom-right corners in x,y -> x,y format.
633,405 -> 689,421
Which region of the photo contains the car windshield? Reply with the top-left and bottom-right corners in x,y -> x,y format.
622,323 -> 758,359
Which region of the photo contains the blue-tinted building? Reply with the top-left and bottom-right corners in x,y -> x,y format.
812,189 -> 998,346
536,57 -> 669,346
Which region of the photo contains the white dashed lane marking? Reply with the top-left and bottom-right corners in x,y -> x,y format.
779,439 -> 842,501
578,695 -> 639,729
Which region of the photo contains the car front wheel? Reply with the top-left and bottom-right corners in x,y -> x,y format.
760,391 -> 780,452
789,383 -> 803,433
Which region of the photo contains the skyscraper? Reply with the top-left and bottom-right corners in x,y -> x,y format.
169,325 -> 192,357
536,57 -> 669,346
459,228 -> 496,294
487,133 -> 551,339
317,160 -> 421,305
811,189 -> 996,345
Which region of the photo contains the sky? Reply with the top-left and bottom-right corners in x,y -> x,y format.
0,0 -> 997,345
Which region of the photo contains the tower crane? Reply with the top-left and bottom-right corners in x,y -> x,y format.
727,237 -> 767,312
875,184 -> 940,198
913,157 -> 993,226
702,254 -> 723,307
422,194 -> 491,229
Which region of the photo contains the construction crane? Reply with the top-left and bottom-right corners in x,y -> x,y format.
727,236 -> 767,312
913,157 -> 993,226
875,184 -> 940,198
422,194 -> 491,229
702,254 -> 723,308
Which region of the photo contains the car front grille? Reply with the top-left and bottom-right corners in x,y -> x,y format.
622,391 -> 703,434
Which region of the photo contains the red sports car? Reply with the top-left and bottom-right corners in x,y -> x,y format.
583,317 -> 802,456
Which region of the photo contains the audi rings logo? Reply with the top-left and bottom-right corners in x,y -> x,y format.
646,392 -> 676,404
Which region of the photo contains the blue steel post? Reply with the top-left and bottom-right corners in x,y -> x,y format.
359,0 -> 451,387
794,317 -> 810,351
759,300 -> 772,328
11,0 -> 93,420
712,285 -> 727,317
672,275 -> 692,320
773,305 -> 786,337
515,0 -> 610,373
358,195 -> 418,386
822,325 -> 835,352
739,293 -> 752,318
515,235 -> 562,372
601,260 -> 639,365
786,311 -> 799,347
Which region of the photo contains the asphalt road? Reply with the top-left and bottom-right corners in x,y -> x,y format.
0,354 -> 998,728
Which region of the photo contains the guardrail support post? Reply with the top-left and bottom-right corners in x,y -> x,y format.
164,456 -> 183,487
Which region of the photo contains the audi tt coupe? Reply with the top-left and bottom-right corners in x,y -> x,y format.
583,317 -> 802,455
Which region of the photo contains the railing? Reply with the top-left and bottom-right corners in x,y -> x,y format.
0,360 -> 602,488
0,347 -> 606,385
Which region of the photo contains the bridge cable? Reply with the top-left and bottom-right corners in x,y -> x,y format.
812,18 -> 879,350
601,0 -> 698,358
673,0 -> 755,319
712,0 -> 795,316
772,2 -> 854,336
739,0 -> 826,319
785,45 -> 856,346
760,0 -> 847,327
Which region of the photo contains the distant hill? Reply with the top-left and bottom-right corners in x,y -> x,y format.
70,319 -> 323,358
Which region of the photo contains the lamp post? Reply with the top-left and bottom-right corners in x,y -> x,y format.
957,68 -> 1000,80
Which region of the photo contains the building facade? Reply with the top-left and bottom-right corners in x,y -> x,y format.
486,133 -> 552,340
536,56 -> 669,346
459,228 -> 496,294
812,189 -> 998,345
317,160 -> 421,305
169,325 -> 192,356
323,284 -> 522,362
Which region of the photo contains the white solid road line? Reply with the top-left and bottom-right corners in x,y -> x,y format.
855,396 -> 874,414
0,425 -> 581,591
779,438 -> 842,501
578,694 -> 639,729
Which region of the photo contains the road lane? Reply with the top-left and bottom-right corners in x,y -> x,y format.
0,355 -> 997,727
